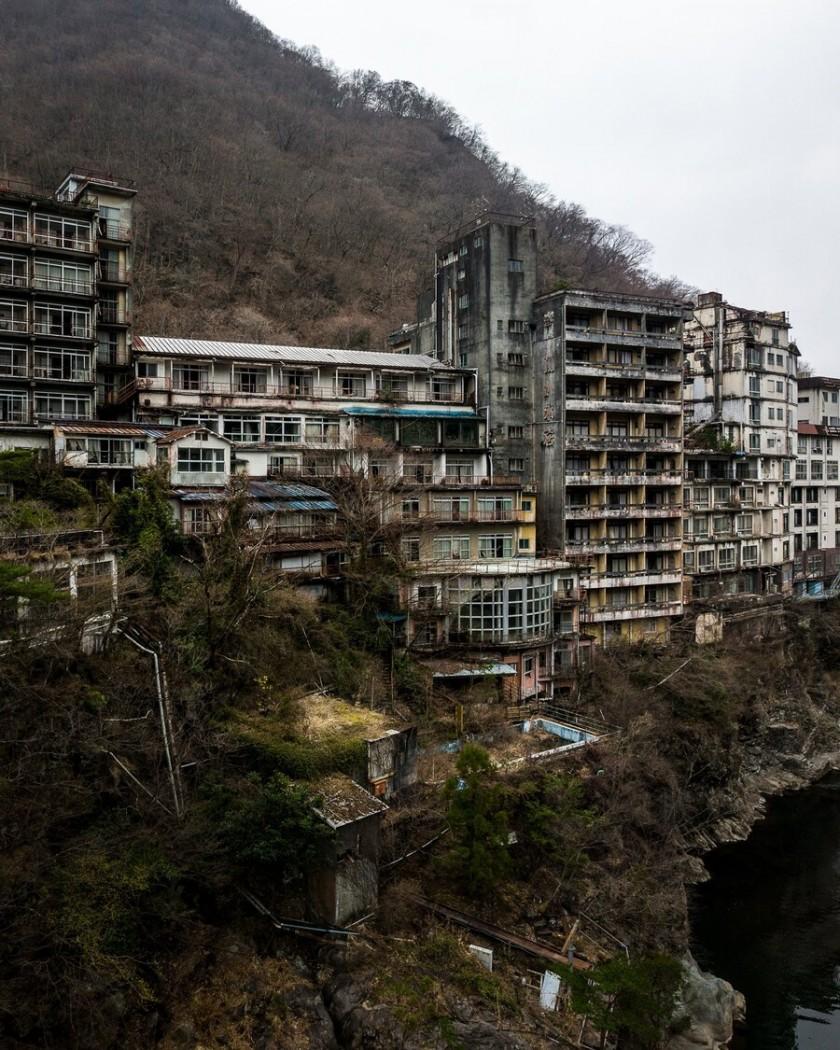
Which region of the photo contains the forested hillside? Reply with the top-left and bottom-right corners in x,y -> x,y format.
0,0 -> 686,348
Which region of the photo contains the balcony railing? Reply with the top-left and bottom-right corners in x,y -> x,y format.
400,508 -> 529,525
132,376 -> 472,406
0,272 -> 27,289
0,317 -> 28,333
98,303 -> 128,324
98,263 -> 127,282
32,367 -> 93,383
0,406 -> 28,423
33,233 -> 93,253
98,221 -> 132,242
32,276 -> 93,296
33,321 -> 91,339
581,599 -> 683,622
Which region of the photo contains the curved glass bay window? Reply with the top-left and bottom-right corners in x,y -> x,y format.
447,572 -> 552,642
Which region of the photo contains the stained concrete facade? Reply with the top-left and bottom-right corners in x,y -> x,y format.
683,293 -> 798,601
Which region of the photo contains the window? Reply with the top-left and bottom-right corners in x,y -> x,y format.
812,461 -> 824,480
432,536 -> 470,560
234,366 -> 268,393
0,345 -> 26,377
0,300 -> 28,333
378,374 -> 409,399
176,447 -> 225,473
401,499 -> 420,520
33,259 -> 92,295
508,425 -> 524,439
34,392 -> 90,419
223,416 -> 260,443
0,254 -> 27,289
479,534 -> 514,558
33,214 -> 92,251
509,458 -> 525,473
0,207 -> 28,243
698,549 -> 715,572
749,374 -> 761,396
282,370 -> 313,396
508,352 -> 525,366
445,459 -> 475,481
173,364 -> 209,391
693,487 -> 710,508
567,419 -> 590,436
433,497 -> 469,520
33,347 -> 90,382
401,538 -> 420,563
508,320 -> 528,334
693,516 -> 709,538
742,545 -> 759,566
518,537 -> 531,550
136,360 -> 160,379
713,486 -> 730,505
304,417 -> 340,443
337,373 -> 366,398
442,420 -> 478,447
736,513 -> 753,535
508,386 -> 524,400
508,259 -> 524,273
796,461 -> 807,480
719,547 -> 735,570
684,550 -> 695,570
829,461 -> 839,480
458,294 -> 470,309
431,377 -> 458,402
264,416 -> 301,444
477,497 -> 513,521
179,413 -> 219,431
0,390 -> 27,422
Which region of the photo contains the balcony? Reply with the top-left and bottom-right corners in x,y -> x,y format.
98,221 -> 132,242
565,396 -> 682,415
32,367 -> 93,384
132,375 -> 473,407
566,537 -> 681,555
33,233 -> 93,253
587,570 -> 682,589
98,263 -> 128,283
401,508 -> 530,525
31,275 -> 93,296
581,599 -> 683,623
98,303 -> 129,325
565,434 -> 682,453
566,325 -> 680,347
0,317 -> 28,334
33,322 -> 91,340
170,470 -> 228,487
566,502 -> 682,519
0,272 -> 27,289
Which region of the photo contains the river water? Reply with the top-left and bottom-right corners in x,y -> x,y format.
691,777 -> 840,1049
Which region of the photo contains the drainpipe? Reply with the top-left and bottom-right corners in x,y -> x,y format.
114,625 -> 183,818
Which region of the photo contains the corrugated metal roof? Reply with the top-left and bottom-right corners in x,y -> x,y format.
253,499 -> 336,513
246,481 -> 330,500
343,405 -> 476,419
54,421 -> 169,437
136,335 -> 455,371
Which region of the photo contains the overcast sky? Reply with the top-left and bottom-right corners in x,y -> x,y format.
241,0 -> 838,372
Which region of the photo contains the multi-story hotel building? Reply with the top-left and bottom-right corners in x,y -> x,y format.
532,289 -> 686,645
391,215 -> 686,647
683,292 -> 797,601
791,376 -> 840,595
0,170 -> 134,438
119,336 -> 581,699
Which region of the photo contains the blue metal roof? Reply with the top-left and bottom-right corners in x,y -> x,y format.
342,405 -> 476,419
255,499 -> 336,512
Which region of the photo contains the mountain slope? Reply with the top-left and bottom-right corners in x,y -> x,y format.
0,0 -> 686,347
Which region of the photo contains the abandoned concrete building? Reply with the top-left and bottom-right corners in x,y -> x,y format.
792,376 -> 840,595
392,213 -> 686,645
98,334 -> 583,699
0,170 -> 135,437
682,292 -> 798,602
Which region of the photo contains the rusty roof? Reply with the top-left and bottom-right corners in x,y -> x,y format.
53,421 -> 169,438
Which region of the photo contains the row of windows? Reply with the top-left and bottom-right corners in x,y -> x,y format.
797,435 -> 836,455
0,301 -> 92,338
795,461 -> 839,480
686,514 -> 756,538
684,545 -> 760,571
0,389 -> 91,421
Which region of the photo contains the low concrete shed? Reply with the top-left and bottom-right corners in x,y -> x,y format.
309,774 -> 388,927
